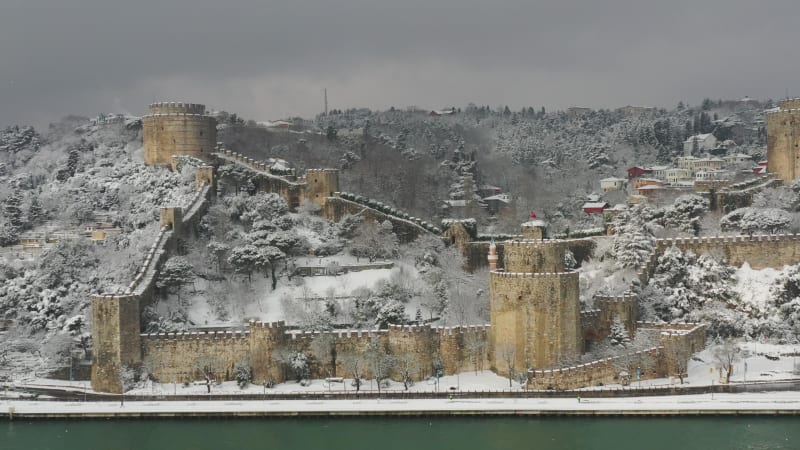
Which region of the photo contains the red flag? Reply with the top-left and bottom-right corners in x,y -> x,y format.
530,211 -> 537,219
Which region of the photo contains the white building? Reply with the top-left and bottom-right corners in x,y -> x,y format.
648,165 -> 670,180
664,168 -> 693,184
599,177 -> 626,192
695,169 -> 733,181
683,133 -> 718,154
723,153 -> 752,166
676,156 -> 724,174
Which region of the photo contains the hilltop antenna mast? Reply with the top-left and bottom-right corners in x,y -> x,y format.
324,88 -> 328,116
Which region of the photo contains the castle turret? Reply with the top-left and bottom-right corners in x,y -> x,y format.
143,102 -> 217,166
767,99 -> 800,183
304,169 -> 340,207
489,222 -> 581,374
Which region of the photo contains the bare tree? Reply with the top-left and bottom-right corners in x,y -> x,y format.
497,342 -> 517,388
194,355 -> 222,393
340,351 -> 364,392
464,333 -> 487,374
395,351 -> 419,390
713,340 -> 741,384
365,337 -> 394,396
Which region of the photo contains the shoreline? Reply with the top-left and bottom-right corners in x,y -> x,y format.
3,392 -> 800,419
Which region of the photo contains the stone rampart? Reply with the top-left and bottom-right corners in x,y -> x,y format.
322,196 -> 433,243
140,329 -> 252,383
655,234 -> 800,269
91,174 -> 214,393
527,347 -> 665,390
594,293 -> 638,335
135,322 -> 490,386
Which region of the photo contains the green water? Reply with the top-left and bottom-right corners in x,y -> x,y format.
2,417 -> 798,450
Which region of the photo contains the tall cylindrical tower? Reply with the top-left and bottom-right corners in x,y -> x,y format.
142,102 -> 217,166
489,234 -> 581,374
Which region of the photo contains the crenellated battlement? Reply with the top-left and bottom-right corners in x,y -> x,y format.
148,102 -> 206,115
288,329 -> 385,341
143,101 -> 216,165
593,292 -> 638,305
434,324 -> 491,336
656,233 -> 800,248
654,233 -> 800,269
501,238 -> 589,246
638,321 -> 706,333
141,329 -> 250,341
387,323 -> 432,333
490,270 -> 576,278
248,320 -> 287,329
766,108 -> 800,116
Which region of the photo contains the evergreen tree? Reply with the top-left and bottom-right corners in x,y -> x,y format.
56,147 -> 80,181
608,319 -> 630,347
27,195 -> 45,226
3,190 -> 24,229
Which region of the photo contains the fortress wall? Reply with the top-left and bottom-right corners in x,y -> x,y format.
91,175 -> 214,393
386,325 -> 438,379
652,324 -> 707,376
247,321 -> 288,382
214,150 -> 343,211
436,325 -> 490,376
528,347 -> 665,390
655,234 -> 800,269
490,271 -> 581,371
140,330 -> 251,383
322,197 -> 430,243
304,169 -> 340,207
594,293 -> 638,335
135,323 -> 491,386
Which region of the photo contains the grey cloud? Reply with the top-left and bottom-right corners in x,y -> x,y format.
1,0 -> 798,128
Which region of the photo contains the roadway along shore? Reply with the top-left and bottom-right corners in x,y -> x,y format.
3,392 -> 800,419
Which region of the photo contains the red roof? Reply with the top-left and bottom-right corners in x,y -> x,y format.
627,166 -> 651,178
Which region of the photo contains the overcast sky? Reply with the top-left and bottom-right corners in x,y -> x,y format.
1,0 -> 798,128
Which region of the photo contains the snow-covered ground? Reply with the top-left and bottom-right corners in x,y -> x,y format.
733,262 -> 784,313
182,260 -> 424,326
12,343 -> 800,398
4,392 -> 800,416
128,371 -> 521,396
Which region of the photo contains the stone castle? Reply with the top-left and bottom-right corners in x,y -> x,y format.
92,101 -> 756,393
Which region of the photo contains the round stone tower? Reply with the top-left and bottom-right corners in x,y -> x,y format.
489,226 -> 581,374
142,102 -> 217,166
767,99 -> 800,183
